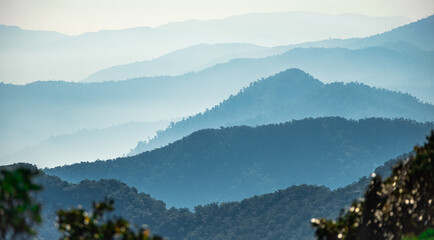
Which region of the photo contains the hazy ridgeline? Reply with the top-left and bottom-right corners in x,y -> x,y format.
0,121 -> 170,168
0,12 -> 411,84
1,8 -> 434,240
2,66 -> 433,167
85,15 -> 434,84
45,117 -> 434,208
35,167 -> 369,240
1,16 -> 433,168
36,140 -> 415,239
130,69 -> 434,155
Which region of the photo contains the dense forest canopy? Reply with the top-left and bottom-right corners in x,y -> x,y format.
46,117 -> 434,208
0,150 -> 410,240
312,132 -> 434,239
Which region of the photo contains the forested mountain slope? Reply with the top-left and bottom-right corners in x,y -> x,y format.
131,69 -> 434,155
4,151 -> 407,239
3,56 -> 432,166
46,117 -> 434,208
6,46 -> 432,165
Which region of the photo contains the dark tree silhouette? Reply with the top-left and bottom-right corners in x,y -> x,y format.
57,198 -> 162,240
0,167 -> 42,239
312,131 -> 434,239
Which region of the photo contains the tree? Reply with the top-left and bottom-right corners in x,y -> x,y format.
57,198 -> 163,240
0,167 -> 42,239
312,131 -> 434,239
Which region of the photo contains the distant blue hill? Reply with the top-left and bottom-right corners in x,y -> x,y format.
82,43 -> 273,82
0,121 -> 169,168
295,14 -> 434,50
130,69 -> 434,155
82,15 -> 433,84
0,12 -> 411,84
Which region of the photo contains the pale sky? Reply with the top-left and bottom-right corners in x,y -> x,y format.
0,0 -> 433,35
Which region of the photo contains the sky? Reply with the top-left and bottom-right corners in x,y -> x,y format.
0,0 -> 433,35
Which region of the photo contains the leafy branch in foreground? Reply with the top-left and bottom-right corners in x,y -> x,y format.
57,198 -> 163,240
312,131 -> 434,239
0,167 -> 42,239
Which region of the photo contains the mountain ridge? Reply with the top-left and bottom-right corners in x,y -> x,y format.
0,12 -> 414,84
130,69 -> 434,155
45,117 -> 434,208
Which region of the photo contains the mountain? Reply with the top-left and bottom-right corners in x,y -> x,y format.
2,46 -> 433,163
5,148 -> 409,239
0,121 -> 169,168
0,12 -> 411,84
0,25 -> 187,84
3,66 -> 433,165
1,163 -> 360,240
0,25 -> 68,51
130,69 -> 434,155
45,117 -> 434,208
159,12 -> 410,47
295,15 -> 434,50
83,43 -> 276,82
82,14 -> 433,84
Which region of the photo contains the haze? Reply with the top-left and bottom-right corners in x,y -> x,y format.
1,0 -> 433,35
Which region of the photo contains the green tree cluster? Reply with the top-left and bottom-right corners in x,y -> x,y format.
0,167 -> 161,240
57,198 -> 162,240
0,167 -> 41,239
312,131 -> 434,239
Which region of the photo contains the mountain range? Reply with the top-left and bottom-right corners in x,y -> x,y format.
18,144 -> 410,240
0,12 -> 411,84
81,16 -> 434,103
83,43 -> 277,82
130,69 -> 434,155
3,68 -> 434,167
83,15 -> 433,84
45,117 -> 434,208
1,15 -> 432,158
0,121 -> 169,168
2,7 -> 434,240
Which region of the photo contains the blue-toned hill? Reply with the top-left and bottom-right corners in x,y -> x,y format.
46,117 -> 434,208
130,69 -> 434,155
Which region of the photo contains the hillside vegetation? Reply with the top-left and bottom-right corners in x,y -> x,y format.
16,151 -> 405,239
46,117 -> 434,208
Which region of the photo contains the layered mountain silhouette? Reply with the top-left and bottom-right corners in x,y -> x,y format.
130,69 -> 434,155
296,14 -> 434,50
0,12 -> 411,84
6,160 -> 374,240
83,43 -> 275,82
0,121 -> 169,168
2,16 -> 433,167
81,16 -> 434,102
45,117 -> 434,208
4,145 -> 412,239
83,15 -> 433,84
3,68 -> 433,166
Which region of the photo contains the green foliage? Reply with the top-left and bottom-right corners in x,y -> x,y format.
35,149 -> 408,239
403,229 -> 434,240
57,198 -> 162,240
0,167 -> 42,239
312,131 -> 434,239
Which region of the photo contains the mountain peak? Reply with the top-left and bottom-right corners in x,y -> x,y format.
251,68 -> 321,88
